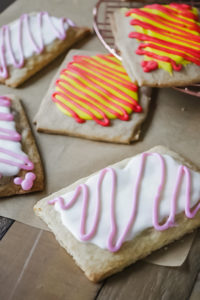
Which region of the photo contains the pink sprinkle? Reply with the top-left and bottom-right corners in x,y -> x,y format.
14,172 -> 36,191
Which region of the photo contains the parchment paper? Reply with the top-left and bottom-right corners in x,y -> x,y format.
0,0 -> 199,267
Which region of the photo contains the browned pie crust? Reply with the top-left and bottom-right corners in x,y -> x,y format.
0,95 -> 44,197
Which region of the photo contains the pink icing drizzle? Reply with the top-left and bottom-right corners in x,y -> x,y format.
49,152 -> 198,252
0,127 -> 21,141
0,96 -> 35,187
0,147 -> 34,170
0,12 -> 74,78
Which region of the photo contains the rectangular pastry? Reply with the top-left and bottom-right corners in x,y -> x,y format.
0,12 -> 90,87
0,94 -> 44,197
34,145 -> 200,282
34,49 -> 151,144
110,4 -> 200,87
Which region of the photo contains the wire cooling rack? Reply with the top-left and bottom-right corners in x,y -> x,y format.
93,0 -> 200,97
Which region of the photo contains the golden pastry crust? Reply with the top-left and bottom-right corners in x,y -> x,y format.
110,8 -> 200,87
0,14 -> 91,88
0,95 -> 44,197
34,146 -> 200,282
34,49 -> 151,144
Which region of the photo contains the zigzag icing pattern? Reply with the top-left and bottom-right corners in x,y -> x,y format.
0,96 -> 34,185
52,54 -> 142,126
49,152 -> 200,252
0,12 -> 74,78
126,3 -> 200,73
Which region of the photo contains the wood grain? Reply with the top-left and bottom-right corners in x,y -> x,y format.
0,0 -> 15,13
0,222 -> 101,300
190,272 -> 200,300
0,216 -> 14,239
1,221 -> 200,299
97,231 -> 200,300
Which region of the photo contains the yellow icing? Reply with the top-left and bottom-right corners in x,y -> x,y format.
54,54 -> 139,122
129,4 -> 200,73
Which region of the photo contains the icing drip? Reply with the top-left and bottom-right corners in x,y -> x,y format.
0,96 -> 35,188
52,54 -> 141,126
0,12 -> 74,78
126,4 -> 200,73
49,152 -> 200,252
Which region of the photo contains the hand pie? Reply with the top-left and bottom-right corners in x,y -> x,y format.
0,95 -> 44,197
34,145 -> 200,282
110,4 -> 200,87
34,49 -> 151,144
0,12 -> 90,87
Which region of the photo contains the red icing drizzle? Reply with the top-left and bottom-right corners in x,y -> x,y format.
126,3 -> 200,72
52,54 -> 141,126
141,60 -> 158,72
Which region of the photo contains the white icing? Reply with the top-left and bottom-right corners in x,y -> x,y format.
2,14 -> 70,66
0,105 -> 28,177
53,154 -> 200,250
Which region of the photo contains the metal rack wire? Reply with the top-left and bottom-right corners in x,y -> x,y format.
93,0 -> 200,97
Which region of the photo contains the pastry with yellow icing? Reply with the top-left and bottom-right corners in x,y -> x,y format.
34,49 -> 151,144
110,4 -> 200,87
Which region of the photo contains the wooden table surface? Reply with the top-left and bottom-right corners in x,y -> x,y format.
1,218 -> 200,300
0,1 -> 200,299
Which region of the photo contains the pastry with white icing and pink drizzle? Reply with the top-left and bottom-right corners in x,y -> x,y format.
0,12 -> 90,87
34,145 -> 200,282
0,94 -> 44,197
